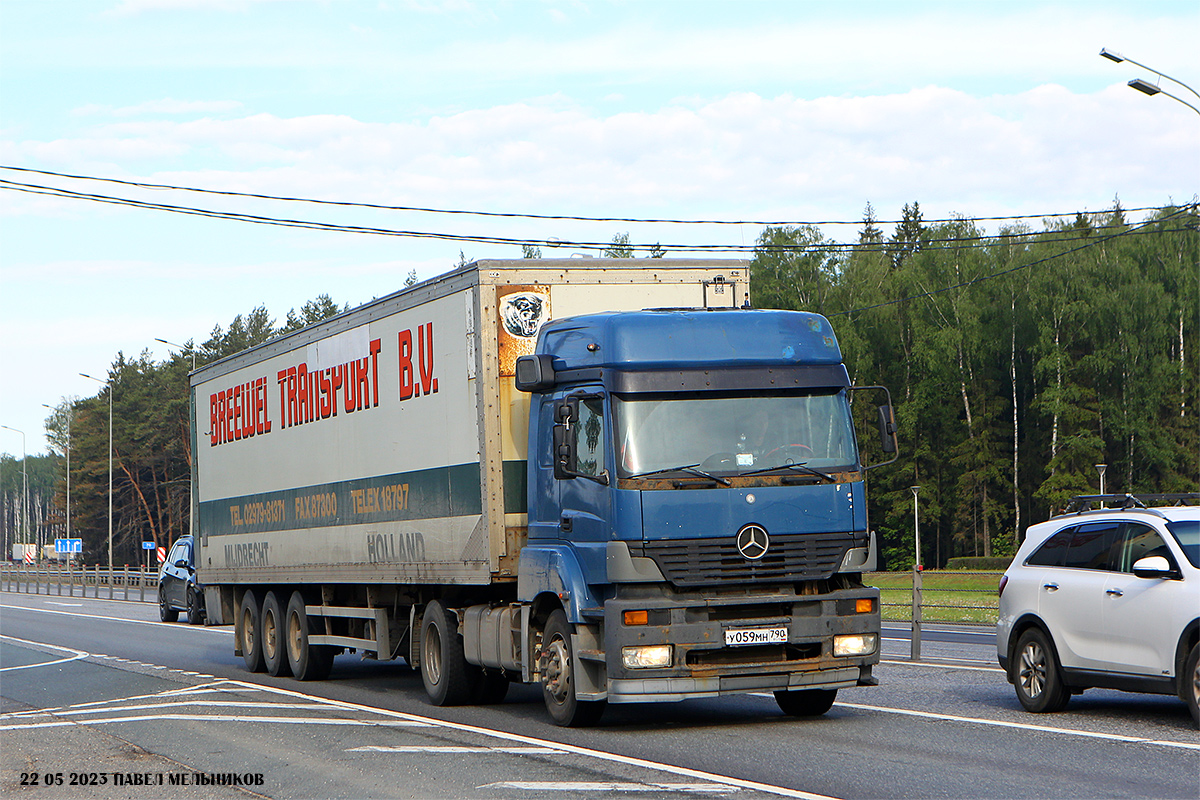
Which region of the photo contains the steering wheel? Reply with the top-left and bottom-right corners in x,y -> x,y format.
764,444 -> 814,462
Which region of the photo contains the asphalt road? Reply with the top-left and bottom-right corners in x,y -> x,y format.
2,589 -> 1197,799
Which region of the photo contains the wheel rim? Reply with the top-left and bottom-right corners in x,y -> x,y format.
241,607 -> 256,653
288,611 -> 303,661
424,624 -> 443,686
1192,656 -> 1200,707
263,610 -> 278,659
1019,641 -> 1047,698
541,634 -> 571,704
160,589 -> 169,613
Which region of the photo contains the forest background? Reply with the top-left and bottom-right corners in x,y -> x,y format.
2,200 -> 1196,570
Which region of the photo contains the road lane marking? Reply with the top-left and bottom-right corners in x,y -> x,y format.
1,715 -> 433,731
880,658 -> 1004,673
349,745 -> 566,754
0,634 -> 90,671
833,701 -> 1200,751
0,603 -> 232,632
221,679 -> 837,800
481,781 -> 739,793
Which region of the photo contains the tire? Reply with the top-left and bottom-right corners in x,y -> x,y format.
1184,643 -> 1199,730
262,591 -> 292,677
539,609 -> 606,727
187,586 -> 204,626
775,689 -> 837,717
285,591 -> 335,681
473,670 -> 510,705
158,586 -> 179,623
1013,627 -> 1070,713
420,600 -> 476,706
238,590 -> 265,673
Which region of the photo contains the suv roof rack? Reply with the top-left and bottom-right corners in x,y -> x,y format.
1062,493 -> 1200,515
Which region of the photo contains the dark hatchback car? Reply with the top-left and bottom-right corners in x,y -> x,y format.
158,535 -> 205,624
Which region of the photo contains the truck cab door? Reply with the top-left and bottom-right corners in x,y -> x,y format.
551,389 -> 614,585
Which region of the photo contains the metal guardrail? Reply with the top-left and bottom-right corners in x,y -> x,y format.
867,569 -> 1004,660
0,562 -> 157,602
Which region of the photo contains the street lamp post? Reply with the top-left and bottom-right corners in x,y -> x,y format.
42,403 -> 71,550
155,338 -> 196,541
0,425 -> 28,560
80,373 -> 114,582
1095,463 -> 1107,497
1100,48 -> 1200,116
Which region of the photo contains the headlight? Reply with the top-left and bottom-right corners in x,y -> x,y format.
833,633 -> 878,657
622,644 -> 672,669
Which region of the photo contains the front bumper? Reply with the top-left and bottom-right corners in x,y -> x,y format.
598,583 -> 880,703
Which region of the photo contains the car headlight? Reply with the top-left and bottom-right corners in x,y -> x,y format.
622,644 -> 672,669
833,633 -> 878,657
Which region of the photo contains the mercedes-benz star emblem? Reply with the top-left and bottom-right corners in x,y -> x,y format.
736,524 -> 770,560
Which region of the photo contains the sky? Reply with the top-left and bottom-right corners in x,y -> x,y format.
1,0 -> 1197,457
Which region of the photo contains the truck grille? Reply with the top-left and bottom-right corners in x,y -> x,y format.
637,532 -> 853,587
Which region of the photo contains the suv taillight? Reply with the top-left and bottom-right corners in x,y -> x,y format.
997,575 -> 1008,598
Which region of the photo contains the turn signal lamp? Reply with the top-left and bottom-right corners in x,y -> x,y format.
623,610 -> 649,626
855,598 -> 874,614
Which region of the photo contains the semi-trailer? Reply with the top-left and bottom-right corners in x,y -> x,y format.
192,258 -> 895,725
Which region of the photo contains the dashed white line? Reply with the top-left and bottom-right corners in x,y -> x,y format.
481,781 -> 740,794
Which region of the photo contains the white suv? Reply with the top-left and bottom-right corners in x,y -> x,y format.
997,494 -> 1199,727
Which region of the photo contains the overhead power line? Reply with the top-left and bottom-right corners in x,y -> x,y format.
0,177 -> 1189,256
0,164 -> 1172,228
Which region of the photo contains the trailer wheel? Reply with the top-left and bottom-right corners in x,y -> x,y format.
540,610 -> 606,727
285,591 -> 334,681
774,689 -> 837,717
262,591 -> 292,677
238,590 -> 265,672
421,600 -> 475,706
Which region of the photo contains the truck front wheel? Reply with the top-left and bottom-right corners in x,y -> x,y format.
540,610 -> 605,727
238,590 -> 265,672
775,689 -> 837,717
421,600 -> 475,706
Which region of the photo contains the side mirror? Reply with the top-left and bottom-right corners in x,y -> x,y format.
174,559 -> 190,570
1132,555 -> 1178,579
515,354 -> 556,392
877,405 -> 897,454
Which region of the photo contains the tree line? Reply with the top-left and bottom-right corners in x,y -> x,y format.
4,202 -> 1196,569
748,201 -> 1198,568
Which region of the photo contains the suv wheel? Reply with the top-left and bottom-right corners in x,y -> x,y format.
1013,627 -> 1069,713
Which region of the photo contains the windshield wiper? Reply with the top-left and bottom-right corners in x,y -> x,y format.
627,463 -> 731,486
742,462 -> 836,482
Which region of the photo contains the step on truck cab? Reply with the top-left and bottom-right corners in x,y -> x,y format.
193,259 -> 895,726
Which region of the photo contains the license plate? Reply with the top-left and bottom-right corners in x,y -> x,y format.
724,626 -> 788,646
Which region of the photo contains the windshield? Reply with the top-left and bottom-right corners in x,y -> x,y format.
1166,520 -> 1200,568
614,390 -> 858,478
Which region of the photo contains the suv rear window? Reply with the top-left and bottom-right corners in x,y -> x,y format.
1062,521 -> 1123,570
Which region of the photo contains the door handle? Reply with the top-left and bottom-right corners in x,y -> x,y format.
1106,588 -> 1123,597
1042,583 -> 1058,591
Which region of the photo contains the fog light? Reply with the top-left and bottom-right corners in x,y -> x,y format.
833,633 -> 878,657
622,644 -> 672,669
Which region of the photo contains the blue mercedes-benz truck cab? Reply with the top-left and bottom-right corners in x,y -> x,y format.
515,307 -> 892,724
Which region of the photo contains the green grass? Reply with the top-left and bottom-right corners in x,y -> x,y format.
866,571 -> 1004,625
